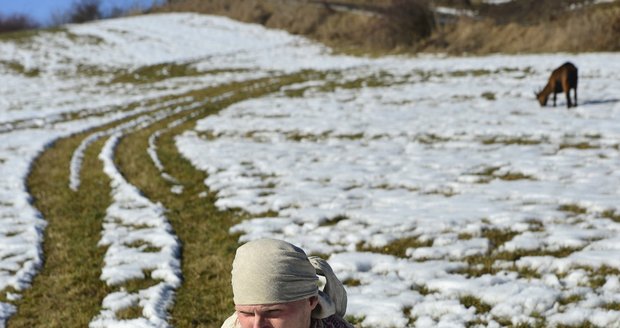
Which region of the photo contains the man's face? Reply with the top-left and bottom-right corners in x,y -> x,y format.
235,297 -> 319,328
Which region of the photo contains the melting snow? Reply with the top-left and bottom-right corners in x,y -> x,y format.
1,12 -> 620,327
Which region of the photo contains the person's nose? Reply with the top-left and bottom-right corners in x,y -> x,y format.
252,315 -> 270,328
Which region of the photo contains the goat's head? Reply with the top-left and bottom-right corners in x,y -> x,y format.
534,89 -> 548,106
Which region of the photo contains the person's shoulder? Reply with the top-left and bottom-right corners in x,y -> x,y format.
221,312 -> 240,328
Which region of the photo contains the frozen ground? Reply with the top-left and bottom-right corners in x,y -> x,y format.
1,12 -> 620,328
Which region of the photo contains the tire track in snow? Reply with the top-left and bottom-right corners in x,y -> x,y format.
144,89 -> 251,193
7,132 -> 112,327
116,74 -> 318,326
90,132 -> 181,327
6,73 -> 318,327
69,98 -> 203,191
87,76 -> 299,327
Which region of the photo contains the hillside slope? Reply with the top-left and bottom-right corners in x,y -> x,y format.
157,0 -> 620,54
2,12 -> 620,328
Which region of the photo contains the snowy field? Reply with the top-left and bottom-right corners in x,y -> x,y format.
177,54 -> 620,327
1,12 -> 620,328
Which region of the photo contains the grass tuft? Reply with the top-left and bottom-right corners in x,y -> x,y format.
481,136 -> 543,146
115,306 -> 143,320
344,315 -> 366,327
319,215 -> 349,227
558,204 -> 588,215
601,209 -> 620,222
402,306 -> 416,326
460,295 -> 492,314
481,92 -> 496,101
558,294 -> 583,306
357,236 -> 433,258
482,228 -> 518,250
603,302 -> 620,311
343,278 -> 362,287
558,142 -> 599,150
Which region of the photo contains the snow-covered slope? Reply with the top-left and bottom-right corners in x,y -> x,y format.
2,12 -> 620,328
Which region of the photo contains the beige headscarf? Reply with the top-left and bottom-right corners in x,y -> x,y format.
230,239 -> 347,319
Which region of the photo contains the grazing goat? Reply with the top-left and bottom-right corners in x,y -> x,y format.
535,62 -> 578,108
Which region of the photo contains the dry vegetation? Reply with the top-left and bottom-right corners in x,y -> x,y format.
0,13 -> 38,33
3,0 -> 618,54
427,0 -> 620,54
156,0 -> 620,54
156,0 -> 435,53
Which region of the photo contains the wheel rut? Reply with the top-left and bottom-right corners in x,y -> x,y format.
8,73 -> 315,327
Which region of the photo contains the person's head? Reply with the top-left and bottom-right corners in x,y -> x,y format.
230,239 -> 324,328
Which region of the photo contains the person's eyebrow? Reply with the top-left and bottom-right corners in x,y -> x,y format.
238,310 -> 255,315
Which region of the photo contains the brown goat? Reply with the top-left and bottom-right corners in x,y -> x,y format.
536,62 -> 578,108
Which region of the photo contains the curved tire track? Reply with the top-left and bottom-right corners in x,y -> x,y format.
8,73 -> 314,327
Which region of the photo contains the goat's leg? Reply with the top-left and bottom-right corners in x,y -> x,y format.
574,88 -> 578,107
553,92 -> 557,106
566,90 -> 572,108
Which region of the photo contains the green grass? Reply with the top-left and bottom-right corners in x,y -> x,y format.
458,232 -> 474,240
455,228 -> 585,278
460,295 -> 492,314
603,302 -> 620,311
461,245 -> 582,279
7,67 -> 318,327
116,306 -> 143,320
0,60 -> 40,77
10,132 -> 112,327
525,219 -> 545,232
357,236 -> 433,258
0,27 -> 63,43
583,266 -> 620,289
112,73 -> 317,326
481,136 -> 543,146
319,214 -> 350,227
559,204 -> 588,215
115,108 -> 239,326
558,294 -> 584,306
558,142 -> 600,150
414,284 -> 434,296
449,69 -> 492,77
344,315 -> 366,328
601,209 -> 620,222
471,166 -> 536,183
279,70 -> 403,100
110,62 -> 241,84
555,322 -> 597,328
64,30 -> 105,45
482,228 -> 518,250
481,91 -> 496,101
8,94 -> 208,325
352,228 -> 582,281
343,278 -> 362,287
416,133 -> 451,145
402,306 -> 416,327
